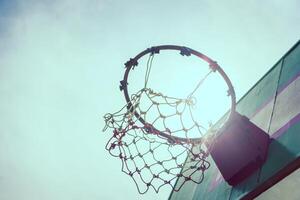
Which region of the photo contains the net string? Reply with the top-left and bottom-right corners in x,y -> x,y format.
144,53 -> 155,88
104,88 -> 211,193
103,53 -> 215,193
105,118 -> 210,193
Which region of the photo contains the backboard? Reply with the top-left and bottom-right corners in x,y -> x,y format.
169,40 -> 300,200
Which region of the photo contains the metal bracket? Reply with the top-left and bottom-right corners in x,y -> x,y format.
227,88 -> 234,96
119,80 -> 128,91
148,46 -> 160,55
124,58 -> 138,69
180,47 -> 192,56
209,61 -> 219,72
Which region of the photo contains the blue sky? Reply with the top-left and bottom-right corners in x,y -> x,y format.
0,0 -> 299,200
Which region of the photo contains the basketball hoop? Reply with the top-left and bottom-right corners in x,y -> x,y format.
103,45 -> 236,193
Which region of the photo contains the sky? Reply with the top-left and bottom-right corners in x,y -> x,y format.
0,0 -> 299,200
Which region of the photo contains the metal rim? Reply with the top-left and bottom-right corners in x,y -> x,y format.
120,45 -> 236,143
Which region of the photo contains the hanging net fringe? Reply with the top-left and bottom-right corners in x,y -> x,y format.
103,88 -> 211,193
